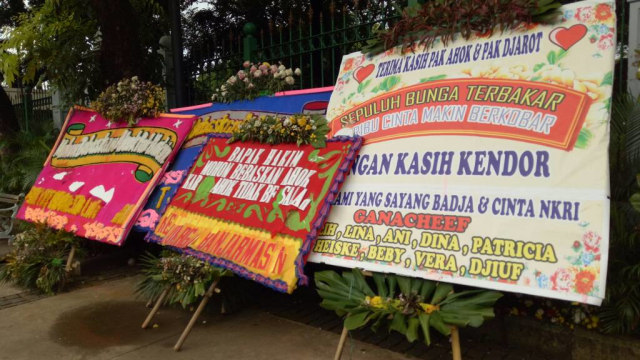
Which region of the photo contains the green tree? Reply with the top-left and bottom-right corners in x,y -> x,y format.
0,0 -> 28,136
0,0 -> 168,105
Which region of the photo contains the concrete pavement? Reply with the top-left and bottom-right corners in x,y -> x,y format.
0,275 -> 415,360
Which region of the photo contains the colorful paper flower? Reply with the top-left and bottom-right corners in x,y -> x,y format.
551,268 -> 573,292
594,4 -> 612,21
574,270 -> 596,294
582,231 -> 601,253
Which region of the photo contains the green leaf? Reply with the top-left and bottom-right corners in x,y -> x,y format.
406,317 -> 420,342
352,269 -> 375,296
344,311 -> 371,330
418,313 -> 431,345
357,79 -> 372,93
379,76 -> 401,92
419,280 -> 436,302
575,128 -> 593,149
601,71 -> 613,86
429,312 -> 451,336
533,63 -> 546,72
372,272 -> 388,298
431,283 -> 453,304
420,74 -> 447,82
397,275 -> 412,295
410,277 -> 423,295
630,193 -> 640,212
556,49 -> 568,62
547,51 -> 556,65
389,313 -> 408,334
387,275 -> 397,298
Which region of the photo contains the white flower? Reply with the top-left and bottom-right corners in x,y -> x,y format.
221,84 -> 227,91
243,77 -> 249,83
294,68 -> 301,76
132,76 -> 139,82
221,91 -> 227,97
253,70 -> 262,78
278,65 -> 286,72
285,69 -> 293,76
285,76 -> 295,85
248,83 -> 255,88
227,76 -> 237,84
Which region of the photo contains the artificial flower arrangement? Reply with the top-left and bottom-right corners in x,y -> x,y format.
136,251 -> 231,308
211,61 -> 301,103
92,76 -> 165,125
0,222 -> 81,295
315,269 -> 501,345
229,112 -> 330,148
363,0 -> 562,54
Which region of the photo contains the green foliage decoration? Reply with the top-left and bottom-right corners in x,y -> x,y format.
229,112 -> 330,148
0,222 -> 81,295
136,251 -> 231,309
362,0 -> 562,55
315,269 -> 502,344
91,76 -> 165,125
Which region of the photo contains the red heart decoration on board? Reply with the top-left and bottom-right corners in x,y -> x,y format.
353,64 -> 375,83
549,24 -> 587,51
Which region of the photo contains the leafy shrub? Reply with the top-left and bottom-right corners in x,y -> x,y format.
0,222 -> 81,295
0,120 -> 57,194
599,93 -> 640,334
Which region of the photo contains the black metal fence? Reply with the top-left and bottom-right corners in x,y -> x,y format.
183,2 -> 403,104
183,1 -> 631,106
8,88 -> 53,132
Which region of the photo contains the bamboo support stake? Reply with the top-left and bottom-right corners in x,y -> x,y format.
142,285 -> 171,329
333,326 -> 349,360
58,245 -> 77,292
173,278 -> 220,351
65,245 -> 76,273
451,326 -> 462,360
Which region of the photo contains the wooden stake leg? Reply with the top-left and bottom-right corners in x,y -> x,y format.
173,279 -> 220,351
142,285 -> 171,329
65,245 -> 76,273
333,326 -> 349,360
58,245 -> 77,292
451,326 -> 462,360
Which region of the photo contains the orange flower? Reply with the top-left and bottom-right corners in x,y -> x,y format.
343,58 -> 355,72
594,4 -> 612,21
574,270 -> 596,294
